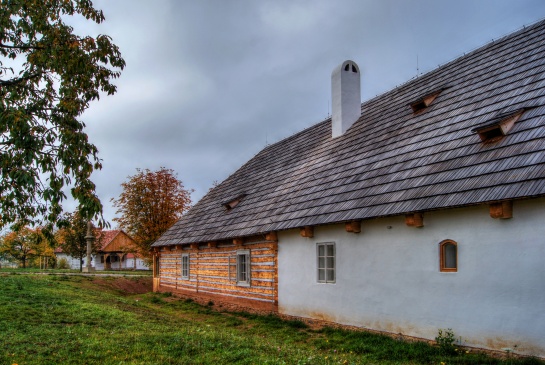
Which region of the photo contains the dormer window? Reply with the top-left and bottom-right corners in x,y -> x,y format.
223,193 -> 247,211
409,88 -> 444,114
472,109 -> 525,143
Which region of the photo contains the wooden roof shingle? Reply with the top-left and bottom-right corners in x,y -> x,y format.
153,20 -> 545,247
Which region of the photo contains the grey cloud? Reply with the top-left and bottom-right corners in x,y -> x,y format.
68,0 -> 545,225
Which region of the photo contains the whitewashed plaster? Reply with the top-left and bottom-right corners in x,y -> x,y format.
278,198 -> 545,357
331,60 -> 361,138
55,253 -> 148,271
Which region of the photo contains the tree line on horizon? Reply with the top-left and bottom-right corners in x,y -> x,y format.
1,1 -> 192,270
1,167 -> 192,270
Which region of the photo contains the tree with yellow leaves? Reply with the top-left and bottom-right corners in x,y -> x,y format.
0,227 -> 44,268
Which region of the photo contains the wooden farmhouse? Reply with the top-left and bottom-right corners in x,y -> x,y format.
55,230 -> 148,270
152,20 -> 545,356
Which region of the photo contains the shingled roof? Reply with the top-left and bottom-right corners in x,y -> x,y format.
153,20 -> 545,247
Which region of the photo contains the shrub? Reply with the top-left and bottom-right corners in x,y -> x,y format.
151,295 -> 164,304
57,258 -> 70,270
435,328 -> 457,355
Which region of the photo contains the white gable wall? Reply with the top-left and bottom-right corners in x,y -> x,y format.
55,253 -> 84,270
278,198 -> 545,357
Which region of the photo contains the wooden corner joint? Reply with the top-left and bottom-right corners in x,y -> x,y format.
190,243 -> 199,250
489,201 -> 513,219
265,231 -> 278,241
405,213 -> 424,227
299,226 -> 314,238
233,238 -> 244,246
345,220 -> 361,233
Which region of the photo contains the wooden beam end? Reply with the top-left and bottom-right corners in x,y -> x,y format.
345,221 -> 361,233
405,213 -> 424,227
490,201 -> 513,219
299,226 -> 314,238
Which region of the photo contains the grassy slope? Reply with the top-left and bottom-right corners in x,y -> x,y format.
0,274 -> 542,365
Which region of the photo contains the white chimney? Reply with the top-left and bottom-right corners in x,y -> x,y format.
331,60 -> 361,138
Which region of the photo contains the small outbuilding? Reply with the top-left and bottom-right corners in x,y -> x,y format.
55,230 -> 148,270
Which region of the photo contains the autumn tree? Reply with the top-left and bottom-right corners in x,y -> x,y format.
0,0 -> 125,231
31,238 -> 56,269
0,226 -> 44,268
56,209 -> 102,272
112,168 -> 192,257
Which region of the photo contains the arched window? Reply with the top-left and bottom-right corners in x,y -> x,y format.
439,240 -> 457,272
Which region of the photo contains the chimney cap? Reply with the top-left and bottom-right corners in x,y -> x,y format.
331,60 -> 360,77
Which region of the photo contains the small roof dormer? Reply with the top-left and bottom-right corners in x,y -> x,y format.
222,193 -> 247,211
472,108 -> 526,143
409,87 -> 444,114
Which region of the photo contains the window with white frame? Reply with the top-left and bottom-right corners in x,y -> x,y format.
317,242 -> 335,283
181,253 -> 190,279
236,249 -> 250,286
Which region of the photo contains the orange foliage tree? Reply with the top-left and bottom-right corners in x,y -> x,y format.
0,227 -> 44,268
111,168 -> 192,258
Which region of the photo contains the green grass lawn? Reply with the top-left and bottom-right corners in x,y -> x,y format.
0,268 -> 152,276
0,274 -> 542,365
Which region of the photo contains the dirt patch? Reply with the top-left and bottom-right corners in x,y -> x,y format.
92,277 -> 152,294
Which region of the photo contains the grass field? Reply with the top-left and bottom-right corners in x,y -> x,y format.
0,268 -> 152,276
0,273 -> 542,365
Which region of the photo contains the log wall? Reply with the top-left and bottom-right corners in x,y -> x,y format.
154,237 -> 278,311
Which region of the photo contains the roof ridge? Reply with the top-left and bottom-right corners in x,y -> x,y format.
363,17 -> 545,106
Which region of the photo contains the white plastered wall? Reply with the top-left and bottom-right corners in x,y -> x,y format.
278,198 -> 545,357
55,253 -> 84,270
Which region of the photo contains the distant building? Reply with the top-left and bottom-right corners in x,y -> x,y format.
55,230 -> 148,270
0,258 -> 17,268
151,20 -> 545,357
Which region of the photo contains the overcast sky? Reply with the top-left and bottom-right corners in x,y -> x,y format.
69,0 -> 545,225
